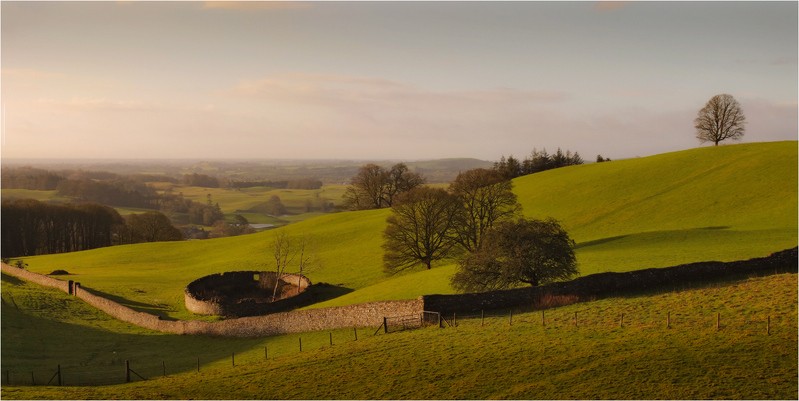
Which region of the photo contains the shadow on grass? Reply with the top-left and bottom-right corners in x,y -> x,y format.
575,235 -> 630,249
79,287 -> 177,321
228,283 -> 355,318
603,268 -> 796,303
576,226 -> 731,250
1,304 -> 270,386
1,272 -> 25,286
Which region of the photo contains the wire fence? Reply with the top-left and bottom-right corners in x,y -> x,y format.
440,307 -> 789,336
3,307 -> 791,387
2,326 -> 368,387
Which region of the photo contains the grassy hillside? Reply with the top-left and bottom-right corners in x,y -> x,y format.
17,141 -> 798,316
3,272 -> 796,399
516,141 -> 797,274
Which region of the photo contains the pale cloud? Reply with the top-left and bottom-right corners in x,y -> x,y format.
739,98 -> 799,141
35,97 -> 159,112
229,73 -> 569,110
594,1 -> 627,12
201,1 -> 312,11
222,73 -> 572,158
1,68 -> 66,80
771,57 -> 797,66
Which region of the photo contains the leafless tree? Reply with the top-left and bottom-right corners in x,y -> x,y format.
694,94 -> 746,146
343,163 -> 425,210
270,231 -> 295,301
383,187 -> 460,272
269,231 -> 317,299
449,168 -> 521,252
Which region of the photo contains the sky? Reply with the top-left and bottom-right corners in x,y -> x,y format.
1,1 -> 797,161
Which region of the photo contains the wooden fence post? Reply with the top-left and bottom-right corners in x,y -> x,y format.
620,313 -> 624,328
509,310 -> 513,326
299,337 -> 303,352
383,317 -> 388,334
232,352 -> 235,367
265,346 -> 268,360
481,310 -> 484,327
125,360 -> 131,383
329,332 -> 333,346
453,313 -> 457,327
354,327 -> 358,341
574,311 -> 578,327
767,315 -> 771,335
542,310 -> 545,326
31,372 -> 35,386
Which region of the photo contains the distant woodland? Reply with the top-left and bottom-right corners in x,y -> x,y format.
1,199 -> 182,258
1,150 -> 587,258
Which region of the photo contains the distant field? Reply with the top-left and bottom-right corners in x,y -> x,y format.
15,141 -> 799,318
171,184 -> 348,215
1,183 -> 349,227
3,272 -> 796,399
0,189 -> 70,203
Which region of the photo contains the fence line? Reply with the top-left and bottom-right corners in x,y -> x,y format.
4,307 -> 788,387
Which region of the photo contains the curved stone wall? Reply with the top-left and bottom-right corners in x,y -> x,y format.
2,247 -> 794,338
184,271 -> 312,317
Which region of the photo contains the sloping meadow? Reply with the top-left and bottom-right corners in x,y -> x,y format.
19,141 -> 799,317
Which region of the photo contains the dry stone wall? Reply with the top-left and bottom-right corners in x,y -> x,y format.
0,264 -> 70,293
184,271 -> 314,317
5,247 -> 793,337
1,263 -> 422,337
422,247 -> 798,314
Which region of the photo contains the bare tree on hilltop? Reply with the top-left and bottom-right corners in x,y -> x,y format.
694,94 -> 746,146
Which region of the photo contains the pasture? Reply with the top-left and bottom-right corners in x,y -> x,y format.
2,271 -> 796,399
15,142 -> 794,318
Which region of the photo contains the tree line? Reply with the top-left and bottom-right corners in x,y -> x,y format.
493,148 -> 585,180
1,167 -> 64,190
2,168 -> 323,192
1,199 -> 182,258
228,178 -> 323,190
341,163 -> 578,293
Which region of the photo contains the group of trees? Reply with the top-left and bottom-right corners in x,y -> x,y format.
55,177 -> 159,209
381,168 -> 577,292
378,93 -> 748,293
343,163 -> 426,210
182,173 -> 221,188
493,148 -> 585,180
1,199 -> 181,258
1,167 -> 64,190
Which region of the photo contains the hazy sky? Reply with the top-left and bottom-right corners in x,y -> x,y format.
2,1 -> 796,161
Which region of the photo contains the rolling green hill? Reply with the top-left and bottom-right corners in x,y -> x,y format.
17,141 -> 798,318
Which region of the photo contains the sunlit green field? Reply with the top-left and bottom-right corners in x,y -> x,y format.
15,141 -> 799,318
151,183 -> 349,226
3,271 -> 796,399
1,183 -> 349,227
0,189 -> 71,203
